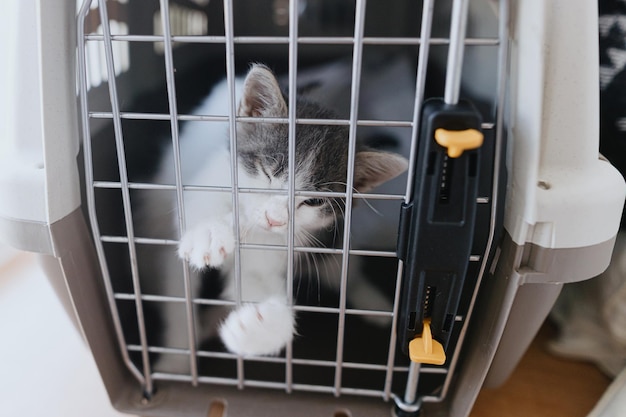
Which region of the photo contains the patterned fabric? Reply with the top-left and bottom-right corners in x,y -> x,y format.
599,0 -> 626,227
600,0 -> 626,88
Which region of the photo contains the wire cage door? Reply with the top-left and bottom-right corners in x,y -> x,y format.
75,0 -> 509,415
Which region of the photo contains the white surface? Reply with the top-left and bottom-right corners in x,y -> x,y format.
505,0 -> 625,250
0,0 -> 81,231
0,251 -> 130,417
0,0 -> 48,224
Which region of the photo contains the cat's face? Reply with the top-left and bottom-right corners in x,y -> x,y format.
234,64 -> 408,241
236,160 -> 341,240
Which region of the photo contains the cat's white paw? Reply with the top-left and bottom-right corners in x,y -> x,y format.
178,221 -> 235,270
219,298 -> 295,356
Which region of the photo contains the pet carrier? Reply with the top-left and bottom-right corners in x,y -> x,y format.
1,0 -> 624,416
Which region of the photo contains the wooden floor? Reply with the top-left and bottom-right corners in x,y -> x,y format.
470,322 -> 611,417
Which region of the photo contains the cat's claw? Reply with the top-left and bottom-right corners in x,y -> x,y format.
178,221 -> 235,270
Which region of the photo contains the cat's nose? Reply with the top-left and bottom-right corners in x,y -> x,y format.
265,211 -> 286,228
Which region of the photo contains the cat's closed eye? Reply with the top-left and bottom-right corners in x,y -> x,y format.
300,198 -> 326,207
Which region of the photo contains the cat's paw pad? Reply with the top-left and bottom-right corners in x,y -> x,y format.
219,299 -> 295,356
178,222 -> 235,269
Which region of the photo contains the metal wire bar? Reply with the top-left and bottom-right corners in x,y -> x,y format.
404,362 -> 422,405
444,0 -> 472,105
385,0 -> 435,404
76,0 -> 146,388
283,0 -> 300,394
93,181 -> 178,190
99,236 -> 480,261
88,111 -> 415,127
138,376 -> 399,400
90,110 -> 497,130
156,374 -> 241,386
293,385 -> 384,398
192,299 -> 238,308
92,181 -> 490,203
113,294 -> 396,317
293,305 -> 393,317
115,293 -> 185,302
99,234 -> 403,258
158,0 -> 199,385
332,0 -> 367,397
200,354 -> 416,373
89,111 -> 230,122
100,234 -> 171,244
92,181 -> 409,201
127,345 -> 190,355
84,33 -> 499,46
127,342 -> 428,374
96,0 -> 154,396
222,0 -> 245,389
384,0 -> 436,402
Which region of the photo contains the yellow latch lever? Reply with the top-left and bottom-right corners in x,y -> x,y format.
434,128 -> 484,158
408,319 -> 446,365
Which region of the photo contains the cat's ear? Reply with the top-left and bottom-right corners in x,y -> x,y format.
353,151 -> 409,193
238,64 -> 288,118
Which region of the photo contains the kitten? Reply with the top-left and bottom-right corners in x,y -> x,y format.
291,54 -> 417,323
142,64 -> 408,361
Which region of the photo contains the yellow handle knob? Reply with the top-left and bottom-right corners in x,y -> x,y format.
434,128 -> 484,158
408,320 -> 446,365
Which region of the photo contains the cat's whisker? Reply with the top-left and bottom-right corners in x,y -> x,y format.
311,250 -> 322,305
267,154 -> 279,165
295,232 -> 327,305
317,181 -> 359,194
324,199 -> 341,247
298,229 -> 326,249
294,234 -> 317,299
238,219 -> 257,243
332,200 -> 346,228
305,253 -> 319,298
294,252 -> 304,302
319,182 -> 372,212
321,253 -> 338,291
293,236 -> 308,297
360,197 -> 383,216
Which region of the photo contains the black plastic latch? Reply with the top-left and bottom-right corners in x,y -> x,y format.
396,98 -> 483,358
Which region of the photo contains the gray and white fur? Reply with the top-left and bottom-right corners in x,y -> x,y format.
138,64 -> 408,369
